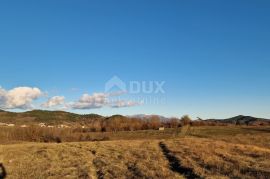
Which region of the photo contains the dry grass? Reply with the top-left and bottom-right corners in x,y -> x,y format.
0,140 -> 183,179
189,126 -> 270,148
164,137 -> 270,179
1,126 -> 270,179
0,143 -> 94,179
0,126 -> 182,144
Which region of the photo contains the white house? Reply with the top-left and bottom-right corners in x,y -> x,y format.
159,127 -> 165,131
39,123 -> 46,127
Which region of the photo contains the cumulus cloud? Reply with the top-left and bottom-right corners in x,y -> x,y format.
0,86 -> 140,111
0,86 -> 43,109
71,93 -> 107,109
70,91 -> 139,110
41,96 -> 65,108
0,88 -> 7,107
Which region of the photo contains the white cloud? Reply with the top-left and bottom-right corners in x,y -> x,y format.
0,88 -> 7,106
71,93 -> 107,109
0,86 -> 139,111
41,96 -> 65,108
70,91 -> 139,110
0,87 -> 43,109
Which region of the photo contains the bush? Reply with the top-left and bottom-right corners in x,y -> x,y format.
180,115 -> 191,126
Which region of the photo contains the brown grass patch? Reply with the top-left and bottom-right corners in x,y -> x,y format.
164,137 -> 270,179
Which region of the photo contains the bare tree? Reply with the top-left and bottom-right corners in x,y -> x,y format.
180,115 -> 191,126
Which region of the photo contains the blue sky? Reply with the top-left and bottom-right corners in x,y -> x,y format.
0,0 -> 270,119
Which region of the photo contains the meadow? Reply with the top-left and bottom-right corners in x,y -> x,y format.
0,126 -> 270,179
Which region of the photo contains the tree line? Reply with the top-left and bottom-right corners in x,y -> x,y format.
76,115 -> 229,132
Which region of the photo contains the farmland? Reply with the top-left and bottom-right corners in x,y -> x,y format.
1,126 -> 270,179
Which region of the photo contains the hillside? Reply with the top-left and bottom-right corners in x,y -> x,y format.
0,110 -> 104,124
0,110 -> 169,132
206,115 -> 270,125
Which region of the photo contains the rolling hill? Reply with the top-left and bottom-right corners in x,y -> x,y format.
206,115 -> 270,125
0,109 -> 104,124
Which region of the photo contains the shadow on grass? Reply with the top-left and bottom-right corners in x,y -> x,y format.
159,142 -> 202,179
0,163 -> 6,179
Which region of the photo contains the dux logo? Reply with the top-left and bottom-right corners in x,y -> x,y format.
105,76 -> 165,94
105,76 -> 127,92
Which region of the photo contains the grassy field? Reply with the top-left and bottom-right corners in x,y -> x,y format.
0,126 -> 270,179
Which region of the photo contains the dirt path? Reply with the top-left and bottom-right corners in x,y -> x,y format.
159,142 -> 201,179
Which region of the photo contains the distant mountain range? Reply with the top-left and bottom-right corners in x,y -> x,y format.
128,114 -> 170,121
0,109 -> 269,125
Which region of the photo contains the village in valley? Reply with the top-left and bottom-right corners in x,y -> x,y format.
0,122 -> 80,129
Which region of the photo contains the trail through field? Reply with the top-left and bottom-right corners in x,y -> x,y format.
0,163 -> 6,179
159,142 -> 201,179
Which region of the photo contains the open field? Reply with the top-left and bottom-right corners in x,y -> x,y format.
1,126 -> 270,179
1,140 -> 182,179
164,138 -> 270,178
188,126 -> 270,148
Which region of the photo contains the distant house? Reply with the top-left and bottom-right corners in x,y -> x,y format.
7,124 -> 15,127
0,123 -> 7,126
39,123 -> 46,127
47,125 -> 54,128
159,127 -> 165,131
58,124 -> 70,128
20,125 -> 27,128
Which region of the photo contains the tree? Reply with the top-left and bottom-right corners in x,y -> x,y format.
180,115 -> 191,126
148,115 -> 161,129
169,118 -> 179,128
